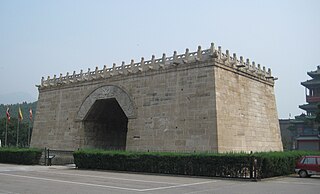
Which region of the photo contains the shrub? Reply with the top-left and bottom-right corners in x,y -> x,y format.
0,147 -> 42,165
74,150 -> 253,178
73,150 -> 320,179
254,150 -> 320,178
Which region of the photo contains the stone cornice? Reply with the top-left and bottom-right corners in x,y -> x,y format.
37,43 -> 276,90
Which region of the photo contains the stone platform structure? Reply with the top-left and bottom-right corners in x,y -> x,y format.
31,43 -> 283,152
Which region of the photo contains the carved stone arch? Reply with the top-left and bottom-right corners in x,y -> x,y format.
76,85 -> 136,121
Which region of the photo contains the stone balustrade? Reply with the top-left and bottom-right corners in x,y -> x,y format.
39,43 -> 276,88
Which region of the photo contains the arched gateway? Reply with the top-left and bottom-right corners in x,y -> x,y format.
77,85 -> 135,150
77,85 -> 136,120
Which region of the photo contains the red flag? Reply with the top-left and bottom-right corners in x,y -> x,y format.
29,108 -> 33,121
6,107 -> 10,122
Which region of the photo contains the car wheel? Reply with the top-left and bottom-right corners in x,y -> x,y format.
299,170 -> 308,178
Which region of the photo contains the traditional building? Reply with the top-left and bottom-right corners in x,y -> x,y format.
296,66 -> 320,150
280,66 -> 320,151
300,66 -> 320,116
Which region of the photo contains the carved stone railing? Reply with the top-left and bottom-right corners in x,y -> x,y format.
38,43 -> 276,88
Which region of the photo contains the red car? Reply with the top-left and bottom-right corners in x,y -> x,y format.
295,156 -> 320,178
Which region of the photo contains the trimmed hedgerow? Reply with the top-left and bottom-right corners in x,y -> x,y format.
73,150 -> 320,179
74,150 -> 252,178
0,147 -> 42,165
254,150 -> 320,178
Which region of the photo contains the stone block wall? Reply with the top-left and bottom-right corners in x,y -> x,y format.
214,62 -> 282,152
31,43 -> 283,152
125,62 -> 218,151
31,62 -> 218,152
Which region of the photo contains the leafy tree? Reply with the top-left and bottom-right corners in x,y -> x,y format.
0,101 -> 36,147
0,101 -> 37,123
0,117 -> 32,147
315,104 -> 320,132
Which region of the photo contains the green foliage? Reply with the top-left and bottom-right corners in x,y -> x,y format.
0,101 -> 36,147
0,101 -> 37,122
74,150 -> 251,178
74,150 -> 320,179
315,104 -> 320,131
0,147 -> 42,165
253,150 -> 320,178
0,117 -> 31,147
316,104 -> 320,122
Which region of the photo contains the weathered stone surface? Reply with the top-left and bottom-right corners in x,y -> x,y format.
31,44 -> 283,152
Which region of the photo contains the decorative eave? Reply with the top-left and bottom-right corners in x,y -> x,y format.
36,43 -> 277,90
296,136 -> 320,141
299,103 -> 318,111
290,119 -> 305,124
307,65 -> 320,78
301,79 -> 320,88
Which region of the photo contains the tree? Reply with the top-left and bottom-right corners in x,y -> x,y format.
0,101 -> 37,122
0,101 -> 36,147
315,104 -> 320,132
0,117 -> 31,147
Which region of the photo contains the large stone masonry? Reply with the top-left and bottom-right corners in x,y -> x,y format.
30,43 -> 283,152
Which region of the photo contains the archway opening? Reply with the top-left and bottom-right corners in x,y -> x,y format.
83,98 -> 128,150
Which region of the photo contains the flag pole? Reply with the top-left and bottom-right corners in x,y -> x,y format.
28,108 -> 32,147
5,118 -> 8,147
28,120 -> 30,147
16,119 -> 19,147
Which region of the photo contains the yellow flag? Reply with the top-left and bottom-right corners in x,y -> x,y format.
18,107 -> 23,121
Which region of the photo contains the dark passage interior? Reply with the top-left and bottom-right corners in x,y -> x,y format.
83,98 -> 128,150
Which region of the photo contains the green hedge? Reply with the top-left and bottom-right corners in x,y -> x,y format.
254,150 -> 320,178
0,147 -> 42,165
75,150 -> 253,177
74,150 -> 320,179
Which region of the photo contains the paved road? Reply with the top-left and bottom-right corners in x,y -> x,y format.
0,163 -> 319,194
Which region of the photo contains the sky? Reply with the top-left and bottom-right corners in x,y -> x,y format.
0,0 -> 319,119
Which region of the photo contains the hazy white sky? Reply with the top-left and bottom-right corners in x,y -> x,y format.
0,0 -> 319,118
